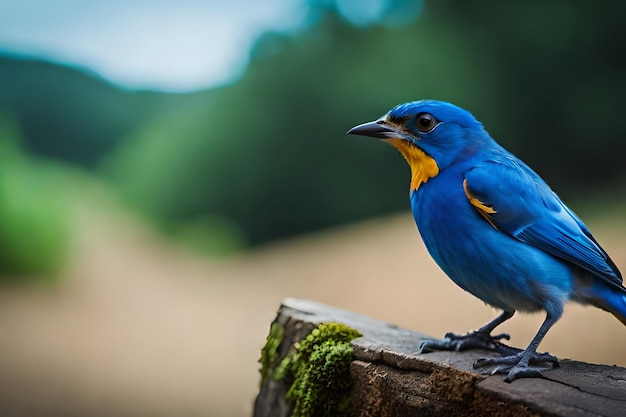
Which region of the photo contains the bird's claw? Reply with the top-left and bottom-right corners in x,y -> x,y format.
473,351 -> 558,368
419,330 -> 512,354
473,351 -> 559,382
503,365 -> 548,383
420,331 -> 559,382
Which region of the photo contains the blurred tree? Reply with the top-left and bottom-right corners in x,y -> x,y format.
2,0 -> 626,251
104,7 -> 490,246
105,0 -> 626,247
0,55 -> 171,168
0,118 -> 72,278
435,0 -> 626,189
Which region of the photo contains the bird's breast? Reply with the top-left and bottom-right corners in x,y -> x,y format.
408,170 -> 573,312
410,171 -> 476,250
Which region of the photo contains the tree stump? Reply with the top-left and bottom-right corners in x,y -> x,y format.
254,298 -> 626,417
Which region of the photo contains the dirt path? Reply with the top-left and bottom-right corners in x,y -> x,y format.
0,201 -> 624,416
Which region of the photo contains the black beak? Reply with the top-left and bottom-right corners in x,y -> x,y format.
346,120 -> 402,139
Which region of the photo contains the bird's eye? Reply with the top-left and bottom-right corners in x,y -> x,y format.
416,113 -> 438,133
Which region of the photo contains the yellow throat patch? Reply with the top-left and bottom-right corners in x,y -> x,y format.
386,139 -> 439,191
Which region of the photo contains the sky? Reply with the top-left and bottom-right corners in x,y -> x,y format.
0,0 -> 308,92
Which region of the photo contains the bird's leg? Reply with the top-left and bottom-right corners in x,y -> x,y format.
473,310 -> 561,382
419,310 -> 517,354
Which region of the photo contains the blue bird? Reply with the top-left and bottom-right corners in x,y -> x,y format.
347,100 -> 625,382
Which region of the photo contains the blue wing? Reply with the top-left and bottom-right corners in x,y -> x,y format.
464,152 -> 623,289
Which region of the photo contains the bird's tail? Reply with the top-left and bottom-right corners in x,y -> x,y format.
589,283 -> 626,326
606,293 -> 626,326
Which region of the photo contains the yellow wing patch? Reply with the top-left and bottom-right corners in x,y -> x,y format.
386,139 -> 439,191
463,179 -> 498,228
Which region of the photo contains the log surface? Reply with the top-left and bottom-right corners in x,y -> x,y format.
254,298 -> 626,417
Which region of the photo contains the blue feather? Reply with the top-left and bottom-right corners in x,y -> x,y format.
463,154 -> 622,287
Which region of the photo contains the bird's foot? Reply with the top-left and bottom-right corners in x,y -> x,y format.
473,351 -> 559,382
418,330 -> 513,354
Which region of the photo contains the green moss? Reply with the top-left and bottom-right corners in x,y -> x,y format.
259,321 -> 362,417
259,322 -> 285,385
291,322 -> 363,417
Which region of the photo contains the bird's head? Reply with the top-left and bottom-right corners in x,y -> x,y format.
347,100 -> 492,191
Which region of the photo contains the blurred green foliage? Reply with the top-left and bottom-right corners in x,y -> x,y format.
0,55 -> 174,168
0,119 -> 72,279
1,0 -> 625,258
